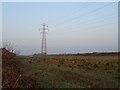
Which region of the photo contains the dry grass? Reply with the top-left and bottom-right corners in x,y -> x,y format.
2,49 -> 119,88
18,55 -> 119,88
2,49 -> 42,88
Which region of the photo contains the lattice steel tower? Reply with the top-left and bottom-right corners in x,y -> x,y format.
39,24 -> 49,55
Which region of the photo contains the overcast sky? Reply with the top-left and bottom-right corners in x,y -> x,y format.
2,2 -> 118,55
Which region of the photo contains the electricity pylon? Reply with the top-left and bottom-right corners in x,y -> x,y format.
39,23 -> 49,55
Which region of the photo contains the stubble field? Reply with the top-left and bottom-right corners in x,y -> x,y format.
17,55 -> 119,88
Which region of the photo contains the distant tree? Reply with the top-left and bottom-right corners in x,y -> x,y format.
14,49 -> 20,56
3,41 -> 20,55
3,41 -> 15,53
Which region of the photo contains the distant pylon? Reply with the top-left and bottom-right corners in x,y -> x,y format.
39,23 -> 49,55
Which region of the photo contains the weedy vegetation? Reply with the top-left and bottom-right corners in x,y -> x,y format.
2,49 -> 119,88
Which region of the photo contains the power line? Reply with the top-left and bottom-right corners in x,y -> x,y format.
62,21 -> 117,34
53,10 -> 117,31
58,14 -> 117,31
51,15 -> 117,35
48,2 -> 117,35
49,3 -> 89,29
52,2 -> 115,28
51,13 -> 117,34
